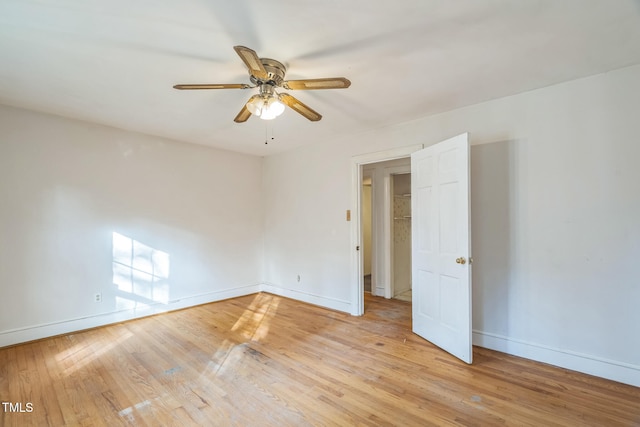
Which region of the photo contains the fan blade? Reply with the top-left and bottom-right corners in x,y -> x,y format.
279,93 -> 322,121
173,83 -> 250,90
234,104 -> 252,123
283,77 -> 351,90
233,46 -> 269,80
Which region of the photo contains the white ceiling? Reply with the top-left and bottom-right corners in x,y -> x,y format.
2,1 -> 640,157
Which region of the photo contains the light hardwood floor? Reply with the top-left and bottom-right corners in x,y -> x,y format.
1,293 -> 638,426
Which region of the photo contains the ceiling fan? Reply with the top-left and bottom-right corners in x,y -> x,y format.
173,46 -> 351,123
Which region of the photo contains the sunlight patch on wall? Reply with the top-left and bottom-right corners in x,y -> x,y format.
112,232 -> 171,310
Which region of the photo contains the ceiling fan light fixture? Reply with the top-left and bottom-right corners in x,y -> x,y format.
261,96 -> 285,120
245,95 -> 263,115
245,93 -> 284,120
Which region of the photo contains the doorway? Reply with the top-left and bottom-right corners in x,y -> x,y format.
362,174 -> 373,294
391,173 -> 412,302
359,158 -> 411,304
350,145 -> 422,316
351,135 -> 472,364
361,167 -> 412,301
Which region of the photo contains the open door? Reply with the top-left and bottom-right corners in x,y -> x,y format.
411,133 -> 472,363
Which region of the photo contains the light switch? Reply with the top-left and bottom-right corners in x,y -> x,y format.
346,210 -> 351,221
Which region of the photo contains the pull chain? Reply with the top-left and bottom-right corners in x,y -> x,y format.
264,122 -> 276,145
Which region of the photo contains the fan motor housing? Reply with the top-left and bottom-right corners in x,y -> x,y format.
250,58 -> 286,86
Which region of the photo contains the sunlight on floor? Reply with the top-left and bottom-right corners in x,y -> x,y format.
200,294 -> 282,380
231,293 -> 280,341
55,330 -> 133,377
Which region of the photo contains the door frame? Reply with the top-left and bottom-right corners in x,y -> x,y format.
350,145 -> 423,316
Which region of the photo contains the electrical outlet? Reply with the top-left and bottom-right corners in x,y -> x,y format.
94,292 -> 102,303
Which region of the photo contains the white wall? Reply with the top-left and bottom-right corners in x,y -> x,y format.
0,105 -> 264,346
262,64 -> 640,386
261,146 -> 354,311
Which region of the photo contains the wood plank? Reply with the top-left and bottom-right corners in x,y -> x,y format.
0,292 -> 638,426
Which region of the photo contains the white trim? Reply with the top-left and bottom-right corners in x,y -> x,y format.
473,330 -> 640,387
351,146 -> 423,166
0,282 -> 352,348
350,158 -> 364,315
3,281 -> 638,388
350,145 -> 423,315
261,283 -> 351,313
0,284 -> 261,348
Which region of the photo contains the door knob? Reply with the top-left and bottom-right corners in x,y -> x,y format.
456,257 -> 467,265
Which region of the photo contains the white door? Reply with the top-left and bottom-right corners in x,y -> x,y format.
411,133 -> 472,363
